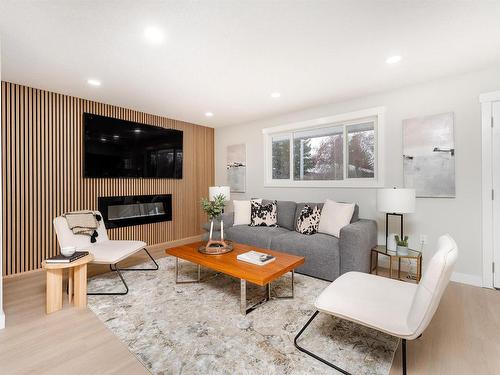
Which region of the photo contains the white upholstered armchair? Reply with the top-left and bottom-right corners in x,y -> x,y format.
53,211 -> 158,295
295,234 -> 458,375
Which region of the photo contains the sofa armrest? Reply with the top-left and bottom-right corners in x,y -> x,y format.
339,219 -> 377,275
202,212 -> 234,231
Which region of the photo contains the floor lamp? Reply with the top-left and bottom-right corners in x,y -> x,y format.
377,188 -> 416,248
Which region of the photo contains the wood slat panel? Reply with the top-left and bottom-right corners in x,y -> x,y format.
1,81 -> 214,276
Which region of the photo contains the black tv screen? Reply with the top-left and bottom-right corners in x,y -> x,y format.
84,113 -> 183,178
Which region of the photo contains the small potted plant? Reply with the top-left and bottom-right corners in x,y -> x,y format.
394,235 -> 409,255
201,194 -> 226,241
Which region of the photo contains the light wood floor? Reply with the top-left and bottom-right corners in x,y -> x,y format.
0,248 -> 162,375
0,257 -> 499,374
390,280 -> 500,375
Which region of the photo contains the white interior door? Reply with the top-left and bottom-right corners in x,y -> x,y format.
492,101 -> 500,288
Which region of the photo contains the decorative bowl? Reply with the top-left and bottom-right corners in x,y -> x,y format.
61,246 -> 76,257
198,240 -> 234,255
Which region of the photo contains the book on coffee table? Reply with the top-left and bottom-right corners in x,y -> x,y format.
46,251 -> 89,264
237,251 -> 275,266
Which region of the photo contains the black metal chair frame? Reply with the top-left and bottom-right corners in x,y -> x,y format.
294,310 -> 409,375
87,248 -> 159,296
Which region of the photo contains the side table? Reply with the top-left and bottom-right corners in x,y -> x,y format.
42,254 -> 94,314
371,245 -> 422,283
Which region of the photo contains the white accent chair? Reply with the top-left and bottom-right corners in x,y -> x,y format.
295,234 -> 458,375
53,211 -> 158,295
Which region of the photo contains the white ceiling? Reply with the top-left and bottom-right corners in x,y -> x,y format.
1,1 -> 500,128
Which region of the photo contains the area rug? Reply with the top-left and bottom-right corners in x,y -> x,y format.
87,256 -> 398,375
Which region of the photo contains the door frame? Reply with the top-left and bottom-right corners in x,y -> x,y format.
480,90 -> 500,289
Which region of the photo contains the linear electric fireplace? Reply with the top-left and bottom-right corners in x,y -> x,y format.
98,194 -> 172,229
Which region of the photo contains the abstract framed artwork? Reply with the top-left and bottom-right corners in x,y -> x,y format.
227,143 -> 246,193
403,112 -> 455,198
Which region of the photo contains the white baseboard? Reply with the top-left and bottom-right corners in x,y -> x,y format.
377,255 -> 483,288
450,272 -> 483,287
0,309 -> 5,329
148,234 -> 204,253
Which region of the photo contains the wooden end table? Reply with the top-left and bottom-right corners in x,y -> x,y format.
42,254 -> 94,314
371,245 -> 422,283
166,241 -> 305,315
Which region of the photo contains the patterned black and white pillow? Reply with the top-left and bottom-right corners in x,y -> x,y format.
250,200 -> 278,227
296,205 -> 321,235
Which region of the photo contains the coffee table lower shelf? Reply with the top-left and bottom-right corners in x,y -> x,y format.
174,257 -> 295,315
240,273 -> 294,315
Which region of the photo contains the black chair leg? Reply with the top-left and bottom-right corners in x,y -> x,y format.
88,249 -> 158,296
402,339 -> 407,375
295,310 -> 409,375
110,248 -> 159,271
87,265 -> 129,296
294,310 -> 352,375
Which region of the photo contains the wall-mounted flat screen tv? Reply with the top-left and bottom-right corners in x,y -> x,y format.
84,113 -> 183,178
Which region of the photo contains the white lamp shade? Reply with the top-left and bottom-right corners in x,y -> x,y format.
377,188 -> 416,213
209,186 -> 230,201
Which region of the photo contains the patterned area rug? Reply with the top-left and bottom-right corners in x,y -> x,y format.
87,256 -> 398,375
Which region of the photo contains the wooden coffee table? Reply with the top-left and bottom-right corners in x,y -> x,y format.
166,242 -> 305,315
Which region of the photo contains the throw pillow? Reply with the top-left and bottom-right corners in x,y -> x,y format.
296,205 -> 321,235
250,200 -> 278,227
318,199 -> 355,238
233,199 -> 262,226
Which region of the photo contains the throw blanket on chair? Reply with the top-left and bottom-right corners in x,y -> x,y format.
63,210 -> 102,243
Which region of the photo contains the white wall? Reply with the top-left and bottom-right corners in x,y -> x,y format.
215,66 -> 500,286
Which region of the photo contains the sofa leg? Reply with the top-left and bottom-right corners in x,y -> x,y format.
402,339 -> 407,375
294,310 -> 352,375
87,265 -> 129,296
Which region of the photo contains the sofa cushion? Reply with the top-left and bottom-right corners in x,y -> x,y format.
233,199 -> 262,226
233,200 -> 251,226
294,203 -> 324,227
296,205 -> 321,235
262,200 -> 297,231
351,204 -> 359,222
294,202 -> 359,226
270,231 -> 340,281
318,200 -> 355,238
250,200 -> 278,227
225,225 -> 289,249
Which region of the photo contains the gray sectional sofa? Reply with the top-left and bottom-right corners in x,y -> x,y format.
203,200 -> 377,281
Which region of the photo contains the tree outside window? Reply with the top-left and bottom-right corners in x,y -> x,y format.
272,137 -> 290,179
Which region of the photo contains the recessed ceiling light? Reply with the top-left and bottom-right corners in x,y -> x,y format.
113,134 -> 120,139
134,129 -> 141,133
386,55 -> 402,64
205,112 -> 214,117
144,26 -> 165,44
87,79 -> 101,86
271,92 -> 281,98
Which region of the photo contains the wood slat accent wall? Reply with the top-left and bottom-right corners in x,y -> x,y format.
1,81 -> 214,276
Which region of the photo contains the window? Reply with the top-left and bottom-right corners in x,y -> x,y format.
263,107 -> 384,187
271,135 -> 290,179
347,122 -> 375,178
293,126 -> 344,180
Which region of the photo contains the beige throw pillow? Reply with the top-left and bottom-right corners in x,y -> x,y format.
318,199 -> 355,238
233,199 -> 262,226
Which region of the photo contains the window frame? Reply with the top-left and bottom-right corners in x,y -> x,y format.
263,107 -> 385,188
